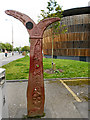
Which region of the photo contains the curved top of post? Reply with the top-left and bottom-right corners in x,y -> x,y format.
5,10 -> 36,33
37,17 -> 60,38
5,10 -> 60,39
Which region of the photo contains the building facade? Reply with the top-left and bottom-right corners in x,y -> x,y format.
43,7 -> 90,62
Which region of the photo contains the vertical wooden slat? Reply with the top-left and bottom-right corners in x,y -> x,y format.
43,13 -> 89,57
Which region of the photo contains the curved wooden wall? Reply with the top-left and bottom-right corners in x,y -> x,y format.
43,14 -> 90,57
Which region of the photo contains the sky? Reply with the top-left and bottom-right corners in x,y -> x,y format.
0,0 -> 89,48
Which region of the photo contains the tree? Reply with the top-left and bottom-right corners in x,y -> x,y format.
14,47 -> 20,51
21,46 -> 30,52
0,43 -> 5,52
0,43 -> 1,51
5,42 -> 13,51
38,0 -> 65,69
0,42 -> 13,52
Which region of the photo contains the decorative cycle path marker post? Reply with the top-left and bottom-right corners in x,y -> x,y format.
5,10 -> 60,117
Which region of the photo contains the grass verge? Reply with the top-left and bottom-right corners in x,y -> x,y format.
1,56 -> 88,80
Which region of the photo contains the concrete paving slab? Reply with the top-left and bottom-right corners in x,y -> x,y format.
5,80 -> 89,118
44,81 -> 81,118
6,82 -> 27,118
73,102 -> 88,118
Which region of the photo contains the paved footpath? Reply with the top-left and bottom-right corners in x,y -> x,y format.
0,53 -> 25,67
5,80 -> 89,119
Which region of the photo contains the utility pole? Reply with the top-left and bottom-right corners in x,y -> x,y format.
11,22 -> 14,55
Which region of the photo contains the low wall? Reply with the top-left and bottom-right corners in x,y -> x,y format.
44,55 -> 90,62
0,68 -> 9,119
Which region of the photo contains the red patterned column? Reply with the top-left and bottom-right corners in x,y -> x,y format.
27,38 -> 45,116
5,10 -> 60,117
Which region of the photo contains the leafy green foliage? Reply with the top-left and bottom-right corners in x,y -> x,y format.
0,42 -> 13,52
14,47 -> 20,51
38,0 -> 63,19
38,0 -> 67,69
21,46 -> 30,52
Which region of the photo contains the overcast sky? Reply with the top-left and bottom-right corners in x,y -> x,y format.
0,0 -> 89,48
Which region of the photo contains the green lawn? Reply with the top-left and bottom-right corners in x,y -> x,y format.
1,56 -> 88,80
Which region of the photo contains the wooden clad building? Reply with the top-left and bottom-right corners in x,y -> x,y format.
43,7 -> 90,62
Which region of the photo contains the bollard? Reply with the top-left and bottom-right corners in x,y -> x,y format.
5,10 -> 60,117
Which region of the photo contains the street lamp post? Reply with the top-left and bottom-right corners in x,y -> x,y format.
11,22 -> 14,55
5,19 -> 14,55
